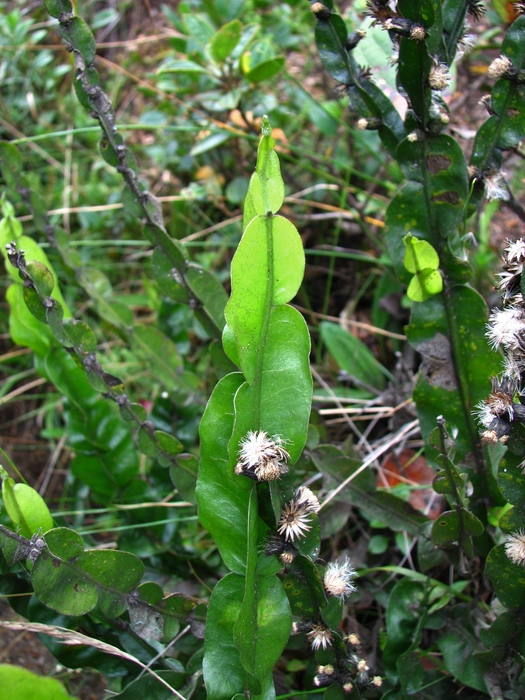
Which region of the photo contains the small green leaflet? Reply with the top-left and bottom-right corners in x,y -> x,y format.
403,233 -> 443,302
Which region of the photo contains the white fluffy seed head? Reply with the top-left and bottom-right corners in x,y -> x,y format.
505,239 -> 525,264
484,172 -> 509,201
277,487 -> 320,542
308,623 -> 333,651
505,530 -> 525,566
235,430 -> 290,482
428,62 -> 451,91
323,558 -> 358,601
486,307 -> 525,351
488,55 -> 514,79
410,25 -> 426,41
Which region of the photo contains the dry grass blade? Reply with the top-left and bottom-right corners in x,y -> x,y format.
0,621 -> 185,698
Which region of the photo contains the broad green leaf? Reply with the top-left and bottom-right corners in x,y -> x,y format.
498,450 -> 525,506
319,321 -> 390,391
25,260 -> 54,297
225,215 -> 305,383
197,372 -> 250,575
157,59 -> 208,74
314,13 -> 352,83
185,262 -> 228,331
234,572 -> 291,687
0,143 -> 23,189
131,324 -> 184,393
61,318 -> 97,354
222,323 -> 241,367
431,508 -> 484,546
151,247 -> 191,303
31,528 -> 144,617
0,665 -> 75,700
77,268 -> 133,328
43,0 -> 73,18
486,544 -> 525,609
6,285 -> 53,357
229,306 -> 312,464
244,56 -> 285,83
0,231 -> 71,314
386,139 -> 469,283
204,574 -> 276,700
210,20 -> 242,62
499,504 -> 525,534
283,554 -> 327,617
397,36 -> 431,123
154,430 -> 183,456
59,17 -> 96,65
137,426 -> 159,457
1,480 -> 54,538
190,131 -> 232,156
169,453 -> 198,504
383,579 -> 426,674
437,617 -> 488,693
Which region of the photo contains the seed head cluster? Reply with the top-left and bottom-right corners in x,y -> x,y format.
311,628 -> 382,692
477,239 -> 525,445
234,430 -> 290,482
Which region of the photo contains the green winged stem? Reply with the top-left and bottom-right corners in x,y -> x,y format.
197,119 -> 311,698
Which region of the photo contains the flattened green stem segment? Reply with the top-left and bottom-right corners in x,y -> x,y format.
250,115 -> 285,217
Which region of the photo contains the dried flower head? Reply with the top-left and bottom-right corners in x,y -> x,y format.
323,558 -> 358,601
265,533 -> 297,564
343,682 -> 354,693
371,676 -> 383,687
428,62 -> 452,91
307,623 -> 333,650
505,239 -> 525,265
488,55 -> 516,80
457,32 -> 476,59
410,24 -> 426,41
277,486 -> 320,541
365,0 -> 395,25
310,2 -> 331,19
505,529 -> 525,566
486,306 -> 525,351
317,665 -> 335,676
495,239 -> 525,303
475,376 -> 517,429
481,429 -> 501,444
357,659 -> 369,672
314,664 -> 336,687
479,94 -> 494,115
234,430 -> 290,481
467,0 -> 486,20
484,171 -> 509,201
346,632 -> 361,647
356,116 -> 381,130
